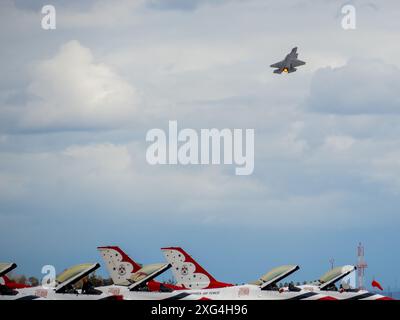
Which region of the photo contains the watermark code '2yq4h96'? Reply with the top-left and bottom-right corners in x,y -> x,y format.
146,121 -> 255,176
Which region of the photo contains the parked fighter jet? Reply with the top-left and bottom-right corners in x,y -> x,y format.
298,265 -> 393,300
0,262 -> 31,290
96,246 -> 197,300
0,262 -> 119,300
0,262 -> 38,300
161,247 -> 334,300
270,47 -> 305,74
97,246 -> 183,290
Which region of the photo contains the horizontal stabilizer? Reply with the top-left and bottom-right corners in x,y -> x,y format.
270,61 -> 283,68
292,59 -> 306,67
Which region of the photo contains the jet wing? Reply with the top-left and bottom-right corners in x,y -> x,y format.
291,59 -> 306,67
270,61 -> 284,68
128,263 -> 171,291
0,262 -> 17,277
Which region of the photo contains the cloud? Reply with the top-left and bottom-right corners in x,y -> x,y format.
146,0 -> 237,11
2,0 -> 400,285
0,172 -> 28,201
0,142 -> 265,221
369,150 -> 400,194
60,0 -> 145,28
306,58 -> 400,114
323,135 -> 355,152
15,41 -> 140,132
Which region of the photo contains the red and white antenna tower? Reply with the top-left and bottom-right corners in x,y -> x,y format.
357,242 -> 368,290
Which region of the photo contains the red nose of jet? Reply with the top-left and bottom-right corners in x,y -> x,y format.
376,296 -> 395,300
318,296 -> 337,300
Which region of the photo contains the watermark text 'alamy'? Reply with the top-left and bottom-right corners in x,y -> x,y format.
146,121 -> 254,175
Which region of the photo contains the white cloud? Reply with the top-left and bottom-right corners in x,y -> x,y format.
0,143 -> 266,220
146,0 -> 239,11
59,0 -> 145,28
19,41 -> 140,131
307,58 -> 400,114
2,0 -> 400,233
260,121 -> 309,159
323,135 -> 355,152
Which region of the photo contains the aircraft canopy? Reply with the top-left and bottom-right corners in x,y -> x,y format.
252,265 -> 300,290
55,263 -> 100,293
319,265 -> 356,290
0,263 -> 17,277
128,263 -> 171,291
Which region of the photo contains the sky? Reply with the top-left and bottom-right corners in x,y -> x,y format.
0,0 -> 399,289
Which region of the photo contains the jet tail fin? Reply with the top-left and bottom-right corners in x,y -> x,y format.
161,247 -> 233,289
97,246 -> 142,286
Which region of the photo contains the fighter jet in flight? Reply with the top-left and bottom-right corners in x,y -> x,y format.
270,47 -> 305,74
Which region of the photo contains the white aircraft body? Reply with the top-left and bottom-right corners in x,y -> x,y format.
98,246 -> 331,300
298,265 -> 393,300
0,262 -> 39,300
0,262 -> 119,300
161,247 -> 335,300
97,246 -> 198,300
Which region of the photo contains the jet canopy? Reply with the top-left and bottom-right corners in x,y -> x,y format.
319,265 -> 356,290
55,263 -> 100,293
252,265 -> 300,290
0,262 -> 17,277
130,263 -> 168,283
128,263 -> 171,291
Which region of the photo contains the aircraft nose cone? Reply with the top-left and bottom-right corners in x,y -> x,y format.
318,296 -> 337,300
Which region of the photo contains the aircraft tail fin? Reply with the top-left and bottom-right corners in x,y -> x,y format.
97,246 -> 142,286
161,247 -> 232,289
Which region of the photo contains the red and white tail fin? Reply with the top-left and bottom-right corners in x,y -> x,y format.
97,246 -> 142,286
161,247 -> 232,289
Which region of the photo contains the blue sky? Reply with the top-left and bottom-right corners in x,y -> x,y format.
0,0 -> 399,290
